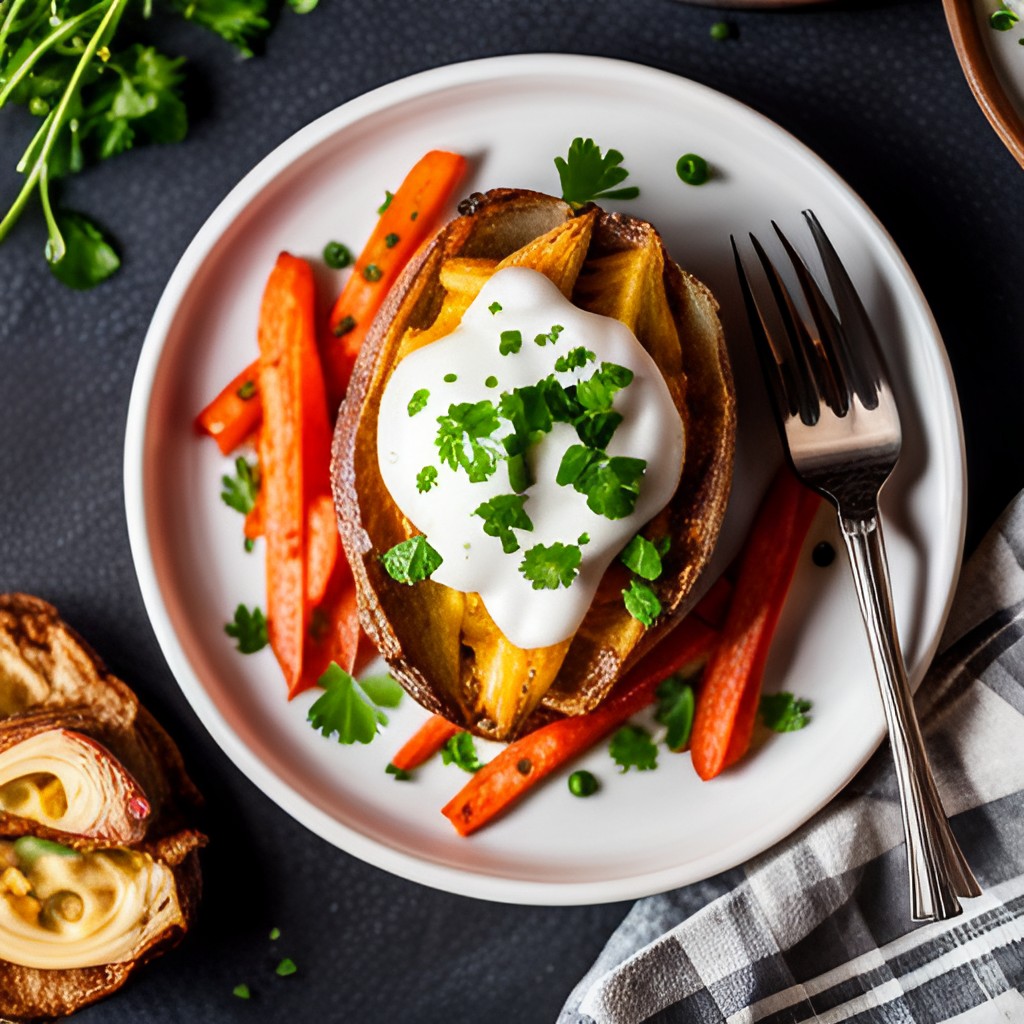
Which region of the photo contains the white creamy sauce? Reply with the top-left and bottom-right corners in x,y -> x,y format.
376,267 -> 684,649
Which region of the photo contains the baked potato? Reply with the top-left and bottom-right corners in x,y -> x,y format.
332,189 -> 735,741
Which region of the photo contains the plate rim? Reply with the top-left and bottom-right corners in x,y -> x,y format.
124,52 -> 967,906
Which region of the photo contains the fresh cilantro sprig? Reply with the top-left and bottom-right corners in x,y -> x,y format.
655,675 -> 695,751
555,137 -> 641,209
440,732 -> 484,773
759,692 -> 812,732
473,494 -> 534,553
381,535 -> 443,585
0,0 -> 317,287
221,456 -> 260,515
519,541 -> 582,590
609,724 -> 658,772
308,664 -> 402,745
224,604 -> 268,653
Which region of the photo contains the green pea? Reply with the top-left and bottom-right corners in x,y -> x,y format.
676,153 -> 710,186
322,241 -> 353,269
568,770 -> 599,797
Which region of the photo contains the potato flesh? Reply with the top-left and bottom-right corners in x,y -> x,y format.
390,211 -> 683,739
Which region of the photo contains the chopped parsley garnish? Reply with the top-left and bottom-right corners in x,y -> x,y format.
609,725 -> 658,772
576,361 -> 634,412
519,542 -> 582,590
568,770 -> 599,797
655,675 -> 695,751
533,324 -> 564,346
473,494 -> 534,553
443,372 -> 458,383
499,329 -> 523,355
441,732 -> 484,773
555,137 -> 641,209
323,240 -> 353,268
488,301 -> 503,315
236,379 -> 257,400
709,21 -> 733,40
333,315 -> 357,337
410,210 -> 419,221
556,446 -> 647,519
416,466 -> 438,492
381,535 -> 443,584
363,263 -> 383,282
308,663 -> 391,744
269,927 -> 281,941
575,410 -> 623,450
233,984 -> 251,1000
407,388 -> 430,416
620,535 -> 663,581
676,153 -> 710,186
578,532 -> 590,545
759,693 -> 812,732
275,958 -> 298,977
221,457 -> 260,515
378,190 -> 394,214
485,375 -> 499,388
554,347 -> 596,372
224,604 -> 268,654
623,579 -> 661,626
386,763 -> 412,781
384,232 -> 400,248
435,400 -> 502,482
357,674 -> 404,708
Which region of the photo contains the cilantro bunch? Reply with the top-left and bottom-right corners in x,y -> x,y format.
0,0 -> 317,288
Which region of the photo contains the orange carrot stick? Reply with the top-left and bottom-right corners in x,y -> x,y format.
257,252 -> 329,693
391,715 -> 462,773
195,361 -> 261,455
441,617 -> 718,836
322,149 -> 466,407
305,493 -> 340,607
690,471 -> 820,781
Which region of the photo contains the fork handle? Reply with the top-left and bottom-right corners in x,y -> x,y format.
839,512 -> 981,921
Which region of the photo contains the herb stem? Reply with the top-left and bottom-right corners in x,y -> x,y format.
0,0 -> 129,246
0,0 -> 31,59
38,161 -> 63,261
0,1 -> 107,110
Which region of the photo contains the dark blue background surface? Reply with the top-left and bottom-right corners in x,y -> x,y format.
1,1 -> 1021,1020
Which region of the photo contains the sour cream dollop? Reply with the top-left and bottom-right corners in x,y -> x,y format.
376,267 -> 684,650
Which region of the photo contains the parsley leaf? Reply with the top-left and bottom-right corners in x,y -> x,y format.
555,137 -> 641,209
386,762 -> 412,781
473,494 -> 534,553
221,456 -> 260,515
609,725 -> 658,772
441,732 -> 484,773
416,466 -> 438,492
408,388 -> 430,416
533,324 -> 564,346
759,693 -> 812,732
358,674 -> 404,708
308,663 -> 387,744
576,361 -> 634,413
499,329 -> 523,355
435,401 -> 502,482
224,604 -> 268,653
623,579 -> 662,626
45,211 -> 121,289
557,446 -> 647,520
655,675 -> 695,751
164,0 -> 271,58
620,535 -> 663,581
554,347 -> 596,373
381,535 -> 443,585
520,542 -> 582,590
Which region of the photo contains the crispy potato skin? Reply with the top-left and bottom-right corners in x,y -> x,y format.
331,189 -> 735,737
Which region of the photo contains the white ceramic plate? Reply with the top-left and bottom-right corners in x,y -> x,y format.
125,54 -> 965,906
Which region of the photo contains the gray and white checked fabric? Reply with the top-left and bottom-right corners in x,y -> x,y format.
560,494 -> 1024,1024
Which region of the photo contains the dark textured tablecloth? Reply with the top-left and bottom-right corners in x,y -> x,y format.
0,2 -> 1021,1021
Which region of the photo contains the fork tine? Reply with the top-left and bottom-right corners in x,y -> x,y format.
802,210 -> 883,409
771,220 -> 850,417
746,231 -> 822,426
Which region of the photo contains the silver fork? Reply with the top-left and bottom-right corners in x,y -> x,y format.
732,211 -> 980,921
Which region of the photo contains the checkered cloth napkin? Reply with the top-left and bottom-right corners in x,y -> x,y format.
559,494 -> 1024,1024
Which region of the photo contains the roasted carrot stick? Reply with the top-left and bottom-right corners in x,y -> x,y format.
257,252 -> 330,693
322,149 -> 467,407
297,561 -> 362,694
441,616 -> 718,836
689,471 -> 820,781
390,715 -> 462,773
195,361 -> 262,455
305,493 -> 340,607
